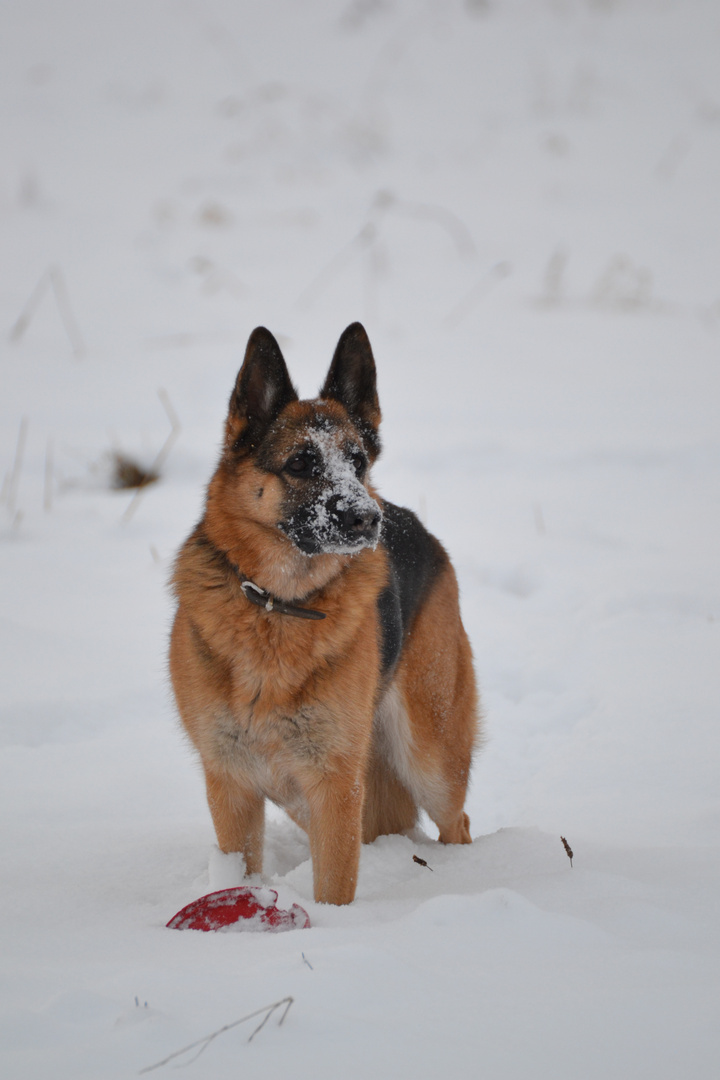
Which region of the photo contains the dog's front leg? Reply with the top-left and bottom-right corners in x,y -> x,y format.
204,767 -> 265,877
305,772 -> 364,905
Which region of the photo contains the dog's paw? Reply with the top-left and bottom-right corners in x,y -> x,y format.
208,846 -> 246,891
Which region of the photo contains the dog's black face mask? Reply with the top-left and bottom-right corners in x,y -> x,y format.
277,426 -> 382,556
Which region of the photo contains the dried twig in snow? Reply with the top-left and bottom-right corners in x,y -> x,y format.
299,190 -> 476,310
561,836 -> 574,867
412,854 -> 433,871
44,438 -> 54,512
9,266 -> 86,358
2,417 -> 29,515
139,996 -> 294,1073
444,261 -> 511,326
122,388 -> 182,523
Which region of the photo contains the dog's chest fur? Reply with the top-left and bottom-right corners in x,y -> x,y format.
179,543 -> 385,804
201,702 -> 336,821
193,622 -> 344,757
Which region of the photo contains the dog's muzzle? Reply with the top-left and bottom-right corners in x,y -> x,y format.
326,493 -> 381,539
282,493 -> 382,556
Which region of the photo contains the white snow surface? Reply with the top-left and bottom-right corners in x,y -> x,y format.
2,1 -> 720,1077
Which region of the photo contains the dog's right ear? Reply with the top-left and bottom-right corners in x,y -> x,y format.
226,328 -> 298,454
321,322 -> 381,459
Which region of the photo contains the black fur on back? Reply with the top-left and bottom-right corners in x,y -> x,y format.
376,501 -> 447,678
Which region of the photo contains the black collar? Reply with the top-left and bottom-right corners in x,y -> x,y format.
237,576 -> 326,621
197,528 -> 326,621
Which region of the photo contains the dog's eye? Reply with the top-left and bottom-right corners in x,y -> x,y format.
351,452 -> 367,478
285,453 -> 314,478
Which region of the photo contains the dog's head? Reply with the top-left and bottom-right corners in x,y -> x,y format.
215,323 -> 383,559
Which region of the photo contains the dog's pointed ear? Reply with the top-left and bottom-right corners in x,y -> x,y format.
226,328 -> 298,453
320,322 -> 381,458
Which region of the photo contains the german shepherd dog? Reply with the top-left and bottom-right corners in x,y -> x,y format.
170,324 -> 479,905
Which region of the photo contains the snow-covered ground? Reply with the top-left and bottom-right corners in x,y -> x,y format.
2,1 -> 719,1076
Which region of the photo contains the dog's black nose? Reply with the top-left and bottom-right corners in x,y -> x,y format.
344,506 -> 381,533
327,495 -> 381,536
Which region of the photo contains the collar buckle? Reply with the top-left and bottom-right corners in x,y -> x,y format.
240,577 -> 325,621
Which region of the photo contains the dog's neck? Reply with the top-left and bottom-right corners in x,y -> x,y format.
223,553 -> 327,621
195,524 -> 341,617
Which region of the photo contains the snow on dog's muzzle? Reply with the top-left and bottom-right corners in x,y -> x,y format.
325,492 -> 382,543
283,488 -> 382,555
280,426 -> 383,555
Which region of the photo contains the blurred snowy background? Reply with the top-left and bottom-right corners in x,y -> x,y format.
2,1 -> 719,1077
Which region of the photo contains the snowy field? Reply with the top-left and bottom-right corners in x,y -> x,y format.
2,1 -> 720,1076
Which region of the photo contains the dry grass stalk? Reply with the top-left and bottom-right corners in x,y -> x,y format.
121,388 -> 181,523
412,854 -> 433,871
111,452 -> 160,491
44,438 -> 54,512
299,190 -> 476,309
9,265 -> 86,359
561,836 -> 574,867
444,261 -> 511,327
139,996 -> 294,1073
2,417 -> 29,516
538,247 -> 568,307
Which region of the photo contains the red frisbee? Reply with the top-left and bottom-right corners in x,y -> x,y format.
166,886 -> 311,932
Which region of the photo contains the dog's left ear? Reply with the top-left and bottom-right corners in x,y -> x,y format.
321,323 -> 381,458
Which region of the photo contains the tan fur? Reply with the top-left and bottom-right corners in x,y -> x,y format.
169,327 -> 480,905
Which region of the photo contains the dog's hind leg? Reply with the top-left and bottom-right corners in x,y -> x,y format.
204,768 -> 265,876
390,564 -> 479,847
362,746 -> 418,843
433,806 -> 472,845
